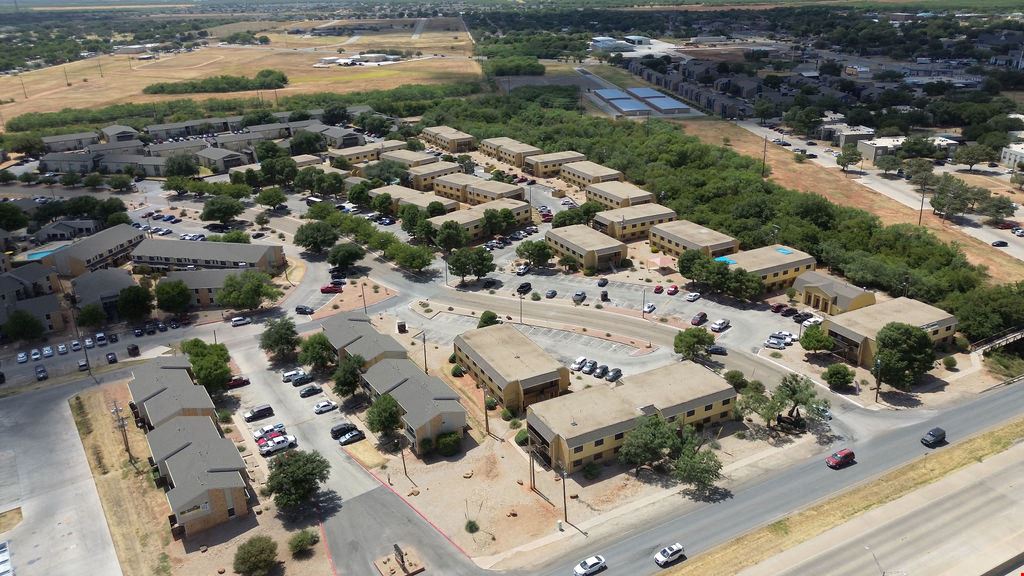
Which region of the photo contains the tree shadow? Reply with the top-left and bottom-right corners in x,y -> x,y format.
680,484 -> 734,503
806,418 -> 844,446
340,393 -> 369,415
912,373 -> 950,395
879,388 -> 922,408
276,489 -> 344,528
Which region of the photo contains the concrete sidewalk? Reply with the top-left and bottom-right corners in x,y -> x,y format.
740,441 -> 1024,576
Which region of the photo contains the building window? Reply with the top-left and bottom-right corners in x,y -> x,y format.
614,432 -> 624,440
573,445 -> 583,453
722,398 -> 731,406
593,452 -> 603,461
772,272 -> 779,278
702,416 -> 711,424
572,459 -> 582,467
594,438 -> 604,447
686,409 -> 695,417
704,404 -> 713,411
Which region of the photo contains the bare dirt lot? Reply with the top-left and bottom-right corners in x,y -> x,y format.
672,118 -> 1024,284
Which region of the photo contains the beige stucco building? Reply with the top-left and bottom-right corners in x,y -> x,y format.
427,198 -> 531,240
545,224 -> 628,270
591,204 -> 677,241
792,271 -> 876,316
380,149 -> 438,168
718,244 -> 815,291
649,220 -> 739,258
420,125 -> 475,153
433,173 -> 525,205
585,181 -> 655,209
479,137 -> 543,167
409,161 -> 462,191
559,161 -> 623,189
823,297 -> 957,367
328,140 -> 406,164
523,151 -> 586,178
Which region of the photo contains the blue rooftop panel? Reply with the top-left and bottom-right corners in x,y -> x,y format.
626,87 -> 663,99
776,247 -> 793,255
595,88 -> 631,101
645,96 -> 690,112
714,256 -> 736,265
611,98 -> 653,113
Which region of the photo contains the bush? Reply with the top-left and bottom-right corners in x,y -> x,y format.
485,396 -> 497,410
582,267 -> 596,277
514,429 -> 528,445
582,462 -> 601,480
437,431 -> 461,456
649,246 -> 659,253
736,431 -> 746,440
233,535 -> 278,576
448,352 -> 457,364
418,437 -> 435,455
288,529 -> 319,557
465,520 -> 479,533
451,364 -> 464,377
724,370 -> 747,391
531,292 -> 541,301
943,356 -> 958,370
216,408 -> 233,424
619,258 -> 633,268
509,418 -> 522,429
500,407 -> 514,421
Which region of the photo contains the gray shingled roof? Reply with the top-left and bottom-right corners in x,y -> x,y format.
196,147 -> 243,161
7,262 -> 53,286
147,140 -> 209,153
127,357 -> 197,405
320,312 -> 406,362
51,224 -> 144,263
147,415 -> 220,464
362,358 -> 464,429
71,268 -> 136,307
164,436 -> 246,513
101,125 -> 138,137
41,132 -> 97,144
88,139 -> 144,152
133,238 -> 276,263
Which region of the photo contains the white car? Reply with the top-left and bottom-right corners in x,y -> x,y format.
16,352 -> 28,363
57,343 -> 68,355
84,337 -> 94,348
259,434 -> 297,456
802,316 -> 823,328
654,543 -> 685,566
42,346 -> 54,357
643,303 -> 656,314
573,555 -> 606,576
709,319 -> 730,332
685,292 -> 701,302
252,423 -> 286,440
313,400 -> 338,414
30,349 -> 41,361
570,356 -> 587,371
71,340 -> 82,351
770,331 -> 795,345
516,264 -> 531,276
230,316 -> 252,327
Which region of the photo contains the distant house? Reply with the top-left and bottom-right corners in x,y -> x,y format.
34,219 -> 102,243
41,132 -> 100,153
146,116 -> 244,140
591,204 -> 677,242
131,239 -> 285,273
195,148 -> 246,173
100,125 -> 140,142
408,161 -> 462,191
44,224 -> 146,277
71,268 -> 138,321
160,269 -> 239,308
649,220 -> 738,258
479,137 -> 542,167
545,225 -> 628,271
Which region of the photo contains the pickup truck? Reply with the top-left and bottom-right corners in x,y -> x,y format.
259,435 -> 297,456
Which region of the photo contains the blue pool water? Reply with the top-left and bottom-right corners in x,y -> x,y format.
25,249 -> 56,261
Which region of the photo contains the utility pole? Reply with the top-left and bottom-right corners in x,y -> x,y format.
483,394 -> 490,435
519,294 -> 524,324
421,331 -> 427,374
112,400 -> 134,463
865,546 -> 885,576
97,57 -> 104,78
761,135 -> 768,177
918,189 -> 926,226
641,288 -> 647,319
561,469 -> 568,523
361,283 -> 368,314
873,358 -> 882,403
19,76 -> 27,99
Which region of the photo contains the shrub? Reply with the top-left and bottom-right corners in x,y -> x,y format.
418,437 -> 434,455
583,267 -> 596,277
288,529 -> 319,557
437,431 -> 461,456
531,292 -> 541,301
233,535 -> 278,576
448,352 -> 457,364
509,418 -> 522,429
500,408 -> 514,421
582,462 -> 601,480
943,356 -> 958,370
451,365 -> 464,377
216,408 -> 233,424
650,246 -> 659,253
595,303 -> 603,309
514,429 -> 528,445
724,370 -> 747,391
736,431 -> 746,440
619,258 -> 633,268
465,520 -> 479,533
485,396 -> 497,410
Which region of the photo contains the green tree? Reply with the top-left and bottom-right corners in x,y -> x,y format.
59,172 -> 82,187
753,99 -> 775,125
155,279 -> 192,314
294,221 -> 339,253
558,254 -> 580,272
469,247 -> 496,279
727,269 -> 763,301
165,153 -> 199,177
107,174 -> 133,193
212,230 -> 251,243
3,309 -> 44,341
366,394 -> 402,436
81,173 -> 104,188
106,212 -> 131,226
954,144 -> 996,172
255,187 -> 287,209
255,213 -> 270,227
618,415 -> 679,474
191,353 -> 231,394
448,247 -> 476,284
371,193 -> 394,216
117,285 -> 152,323
823,363 -> 854,390
218,270 -> 283,310
260,156 -> 298,185
305,202 -> 337,221
0,203 -> 29,231
322,102 -> 351,126
399,205 -> 423,235
674,327 -> 715,361
200,195 -> 245,225
288,529 -> 319,557
405,138 -> 425,151
425,201 -> 446,218
255,140 -> 287,160
875,155 -> 901,174
290,131 -> 326,155
799,324 -> 834,355
677,249 -> 709,279
363,159 -> 408,184
0,170 -> 16,184
327,243 -> 365,269
836,145 -> 862,172
77,303 -> 107,328
477,310 -> 500,328
299,332 -> 336,371
515,240 -> 553,267
266,449 -> 331,510
672,425 -> 723,493
875,322 -> 936,391
435,220 -> 469,252
737,388 -> 787,431
776,373 -> 828,419
979,195 -> 1015,221
332,354 -> 365,396
392,244 -> 434,270
259,317 -> 300,362
294,167 -> 324,192
233,535 -> 278,576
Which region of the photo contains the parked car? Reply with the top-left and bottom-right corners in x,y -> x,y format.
581,360 -> 597,375
109,333 -> 119,343
127,344 -> 141,357
654,543 -> 685,567
708,345 -> 728,356
666,285 -> 679,295
685,292 -> 701,302
764,339 -> 786,350
825,448 -> 855,469
570,356 -> 587,371
227,376 -> 250,389
71,340 -> 82,351
710,319 -> 730,332
802,316 -> 823,328
42,346 -> 53,357
299,385 -> 322,398
321,284 -> 344,294
653,285 -> 663,294
770,331 -> 795,345
295,305 -> 315,315
921,427 -> 946,448
260,435 -> 297,456
133,327 -> 144,336
30,349 -> 41,360
781,307 -> 798,317
516,264 -> 531,276
230,316 -> 252,327
593,364 -> 609,378
78,359 -> 89,371
597,278 -> 608,287
16,352 -> 27,363
57,343 -> 68,355
106,352 -> 118,364
252,423 -> 286,440
690,312 -> 707,325
770,303 -> 787,313
643,303 -> 656,314
244,405 -> 275,422
314,400 -> 338,414
338,429 -> 366,446
992,240 -> 1009,247
330,422 -> 357,439
604,367 -> 622,382
573,555 -> 607,576
545,289 -> 557,298
517,282 -> 532,295
35,365 -> 48,381
572,291 -> 587,303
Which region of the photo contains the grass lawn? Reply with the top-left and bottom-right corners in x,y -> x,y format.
584,64 -> 649,89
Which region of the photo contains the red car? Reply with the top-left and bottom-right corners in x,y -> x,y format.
541,214 -> 553,223
257,431 -> 284,446
826,448 -> 855,469
996,221 -> 1020,230
653,285 -> 664,294
320,284 -> 343,294
691,311 -> 707,325
226,376 -> 250,389
770,303 -> 787,313
666,285 -> 679,295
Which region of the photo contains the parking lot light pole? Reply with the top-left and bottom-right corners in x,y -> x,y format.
641,288 -> 647,319
561,469 -> 568,523
865,546 -> 885,576
519,294 -> 524,324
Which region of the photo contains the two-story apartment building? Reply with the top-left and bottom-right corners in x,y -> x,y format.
71,268 -> 138,321
716,244 -> 815,291
380,149 -> 438,168
527,363 -> 736,473
127,358 -> 216,430
408,161 -> 462,191
545,225 -> 628,270
432,174 -> 525,205
146,139 -> 210,158
584,181 -> 655,209
591,204 -> 677,241
100,125 -> 139,142
0,263 -> 64,335
823,297 -> 957,367
328,140 -> 406,164
559,161 -> 623,189
131,240 -> 285,273
479,137 -> 543,168
523,151 -> 587,178
454,323 -> 570,413
367,184 -> 459,214
38,152 -> 98,174
649,220 -> 739,258
427,198 -> 531,240
160,269 -> 240,308
196,148 -> 247,173
320,312 -> 407,369
35,219 -> 102,243
420,125 -> 475,153
42,131 -> 100,152
44,224 -> 146,277
87,139 -> 146,156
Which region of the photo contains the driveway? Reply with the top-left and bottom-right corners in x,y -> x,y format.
0,378 -> 121,576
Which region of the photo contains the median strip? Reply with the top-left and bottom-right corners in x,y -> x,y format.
666,416 -> 1024,576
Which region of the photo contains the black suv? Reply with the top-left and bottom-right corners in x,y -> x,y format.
921,427 -> 946,447
295,305 -> 315,315
517,282 -> 532,295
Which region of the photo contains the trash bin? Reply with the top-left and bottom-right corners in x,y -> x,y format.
397,321 -> 407,334
127,344 -> 140,357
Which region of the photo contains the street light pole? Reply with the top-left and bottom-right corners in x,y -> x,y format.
519,294 -> 524,324
865,546 -> 885,576
873,357 -> 882,403
561,469 -> 568,523
641,288 -> 647,319
361,283 -> 368,314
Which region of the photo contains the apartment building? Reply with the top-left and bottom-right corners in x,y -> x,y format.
408,161 -> 462,191
214,132 -> 269,154
527,363 -> 736,473
649,220 -> 739,258
100,125 -> 139,142
545,224 -> 628,270
479,137 -> 543,167
71,268 -> 138,321
131,240 -> 285,273
41,131 -> 100,153
433,174 -> 525,204
35,219 -> 101,243
523,151 -> 586,178
380,149 -> 438,168
196,148 -> 247,173
145,116 -> 244,140
824,297 -> 957,367
321,312 -> 407,369
716,244 -> 815,291
161,269 -> 240,308
38,152 -> 97,174
0,263 -> 64,335
591,204 -> 677,241
44,224 -> 146,277
857,136 -> 959,164
432,173 -> 479,202
146,140 -> 210,158
420,125 -> 475,153
127,358 -> 215,430
426,198 -> 531,240
87,139 -> 146,156
327,140 -> 406,164
368,184 -> 458,214
585,181 -> 655,209
792,271 -> 876,316
454,324 -> 569,413
361,358 -> 467,454
559,161 -> 623,189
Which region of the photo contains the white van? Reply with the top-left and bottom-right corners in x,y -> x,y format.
281,368 -> 306,383
95,332 -> 107,346
230,316 -> 252,327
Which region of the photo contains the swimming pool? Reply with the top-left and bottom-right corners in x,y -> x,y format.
25,249 -> 56,261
